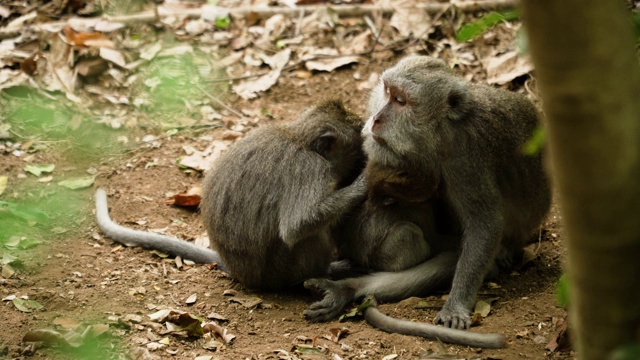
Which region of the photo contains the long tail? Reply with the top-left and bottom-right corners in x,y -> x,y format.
95,188 -> 228,272
364,297 -> 506,349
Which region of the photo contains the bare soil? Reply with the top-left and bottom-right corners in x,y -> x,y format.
0,5 -> 573,359
1,65 -> 571,359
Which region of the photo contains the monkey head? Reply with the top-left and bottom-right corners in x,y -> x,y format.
362,56 -> 473,169
365,162 -> 438,204
290,100 -> 365,184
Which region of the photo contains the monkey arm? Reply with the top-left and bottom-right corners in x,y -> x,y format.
95,188 -> 228,271
435,171 -> 504,330
304,252 -> 457,322
278,175 -> 367,247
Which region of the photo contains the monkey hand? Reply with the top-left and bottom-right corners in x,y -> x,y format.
303,278 -> 355,322
434,301 -> 471,330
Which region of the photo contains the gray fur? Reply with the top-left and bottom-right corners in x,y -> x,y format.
364,297 -> 506,348
201,100 -> 366,290
94,188 -> 227,271
95,100 -> 365,291
305,56 -> 551,332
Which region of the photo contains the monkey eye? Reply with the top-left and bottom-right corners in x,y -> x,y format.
384,85 -> 390,95
395,95 -> 407,105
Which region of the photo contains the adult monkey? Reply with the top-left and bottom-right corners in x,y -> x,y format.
96,100 -> 367,290
305,56 -> 551,331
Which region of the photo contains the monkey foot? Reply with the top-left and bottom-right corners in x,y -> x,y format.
434,304 -> 471,330
303,278 -> 355,322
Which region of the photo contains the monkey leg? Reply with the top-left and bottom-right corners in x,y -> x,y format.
372,221 -> 431,272
304,252 -> 457,322
363,296 -> 506,348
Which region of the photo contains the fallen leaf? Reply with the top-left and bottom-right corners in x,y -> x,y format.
0,176 -> 7,195
23,329 -> 67,345
186,293 -> 197,305
24,164 -> 55,177
233,49 -> 291,99
546,316 -> 570,352
389,0 -> 433,38
58,176 -> 96,190
1,264 -> 15,278
305,56 -> 363,72
326,327 -> 349,343
53,317 -> 81,331
164,187 -> 202,207
474,300 -> 492,318
483,51 -> 534,85
62,27 -> 115,48
12,298 -> 44,312
229,296 -> 262,308
339,297 -> 372,321
202,321 -> 235,344
99,48 -> 126,67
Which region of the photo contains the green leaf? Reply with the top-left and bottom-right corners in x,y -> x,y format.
456,11 -> 520,42
58,176 -> 96,190
523,126 -> 546,155
556,273 -> 570,309
12,298 -> 44,312
24,164 -> 55,177
338,296 -> 373,321
215,15 -> 231,29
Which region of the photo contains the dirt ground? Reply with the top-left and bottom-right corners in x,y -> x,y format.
0,3 -> 573,360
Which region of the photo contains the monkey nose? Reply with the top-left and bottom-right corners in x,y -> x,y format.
372,119 -> 381,133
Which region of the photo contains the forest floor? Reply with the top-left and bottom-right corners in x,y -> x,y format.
0,1 -> 572,359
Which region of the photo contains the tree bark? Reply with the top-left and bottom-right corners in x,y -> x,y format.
520,1 -> 640,359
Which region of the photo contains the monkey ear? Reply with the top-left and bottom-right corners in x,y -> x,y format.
447,84 -> 471,121
311,131 -> 337,158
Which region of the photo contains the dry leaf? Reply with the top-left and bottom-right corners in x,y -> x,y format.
99,48 -> 126,67
62,27 -> 115,48
164,186 -> 202,207
233,49 -> 291,99
483,51 -> 534,85
202,321 -> 236,344
305,56 -> 363,72
229,296 -> 262,308
389,0 -> 433,38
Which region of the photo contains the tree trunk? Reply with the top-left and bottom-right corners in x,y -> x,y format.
520,1 -> 640,359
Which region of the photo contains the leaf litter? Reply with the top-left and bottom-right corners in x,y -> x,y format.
0,0 -> 567,358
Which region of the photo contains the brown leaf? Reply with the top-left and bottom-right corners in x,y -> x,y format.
229,296 -> 262,308
62,27 -> 114,48
326,327 -> 349,342
546,316 -> 570,352
202,321 -> 235,344
53,317 -> 81,331
164,186 -> 202,207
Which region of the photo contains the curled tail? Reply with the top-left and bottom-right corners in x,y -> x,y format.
95,188 -> 228,272
364,297 -> 506,349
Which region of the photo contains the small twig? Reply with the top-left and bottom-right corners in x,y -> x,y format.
194,83 -> 245,118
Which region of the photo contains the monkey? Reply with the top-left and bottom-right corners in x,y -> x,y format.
304,56 -> 551,333
95,100 -> 367,291
328,163 -> 509,349
337,162 -> 445,272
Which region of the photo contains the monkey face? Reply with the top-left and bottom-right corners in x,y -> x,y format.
363,56 -> 472,167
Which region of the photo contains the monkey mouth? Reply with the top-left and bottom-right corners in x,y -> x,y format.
372,134 -> 386,145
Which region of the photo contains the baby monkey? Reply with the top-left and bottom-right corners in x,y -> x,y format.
338,162 -> 444,272
96,100 -> 367,291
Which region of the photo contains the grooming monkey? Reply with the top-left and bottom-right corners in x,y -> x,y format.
305,56 -> 551,334
96,100 -> 367,290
